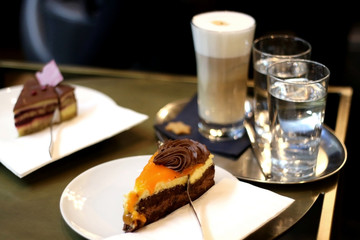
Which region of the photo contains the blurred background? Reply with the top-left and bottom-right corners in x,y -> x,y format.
1,1 -> 359,239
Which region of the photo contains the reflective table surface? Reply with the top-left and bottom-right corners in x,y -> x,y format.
0,61 -> 353,239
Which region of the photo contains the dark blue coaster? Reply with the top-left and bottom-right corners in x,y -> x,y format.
154,95 -> 250,158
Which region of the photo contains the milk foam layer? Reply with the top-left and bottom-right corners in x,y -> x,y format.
192,11 -> 255,58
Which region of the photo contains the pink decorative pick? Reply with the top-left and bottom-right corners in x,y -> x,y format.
35,60 -> 63,86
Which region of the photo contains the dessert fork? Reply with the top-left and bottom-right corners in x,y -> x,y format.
186,175 -> 205,239
49,108 -> 60,158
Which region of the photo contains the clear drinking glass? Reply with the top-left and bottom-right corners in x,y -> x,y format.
191,11 -> 255,141
252,35 -> 311,145
267,59 -> 329,181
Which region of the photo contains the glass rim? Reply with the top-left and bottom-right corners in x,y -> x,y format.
253,34 -> 312,58
266,59 -> 330,84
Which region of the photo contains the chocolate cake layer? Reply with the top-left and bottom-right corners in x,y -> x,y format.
14,103 -> 58,127
123,164 -> 215,232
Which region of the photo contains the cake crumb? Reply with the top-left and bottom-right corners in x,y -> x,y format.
165,121 -> 191,135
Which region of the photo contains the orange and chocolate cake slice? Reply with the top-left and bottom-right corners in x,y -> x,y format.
13,61 -> 77,136
123,139 -> 215,232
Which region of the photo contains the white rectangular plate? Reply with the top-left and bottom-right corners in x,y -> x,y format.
0,84 -> 148,178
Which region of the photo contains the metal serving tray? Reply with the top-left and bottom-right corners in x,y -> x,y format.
155,98 -> 347,184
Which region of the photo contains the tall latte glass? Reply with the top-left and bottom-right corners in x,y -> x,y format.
191,11 -> 255,141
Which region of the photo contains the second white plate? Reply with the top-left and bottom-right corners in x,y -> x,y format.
59,155 -> 235,239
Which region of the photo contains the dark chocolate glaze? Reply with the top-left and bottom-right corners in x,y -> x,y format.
13,78 -> 75,112
153,139 -> 210,172
13,78 -> 58,112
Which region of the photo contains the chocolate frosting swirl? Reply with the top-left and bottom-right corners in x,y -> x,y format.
153,139 -> 210,172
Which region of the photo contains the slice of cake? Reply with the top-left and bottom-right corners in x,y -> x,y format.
13,78 -> 59,136
13,78 -> 77,136
123,139 -> 215,232
13,60 -> 77,136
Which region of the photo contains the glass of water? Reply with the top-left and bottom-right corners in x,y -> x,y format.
252,35 -> 311,146
267,59 -> 329,181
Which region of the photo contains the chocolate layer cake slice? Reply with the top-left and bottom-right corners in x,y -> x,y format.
13,78 -> 77,136
123,139 -> 215,232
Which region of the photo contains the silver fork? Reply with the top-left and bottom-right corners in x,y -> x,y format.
186,175 -> 204,239
49,108 -> 60,158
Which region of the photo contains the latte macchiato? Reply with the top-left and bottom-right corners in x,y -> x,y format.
196,54 -> 249,124
191,11 -> 255,140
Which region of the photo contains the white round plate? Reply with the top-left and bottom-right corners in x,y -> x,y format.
59,155 -> 234,239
